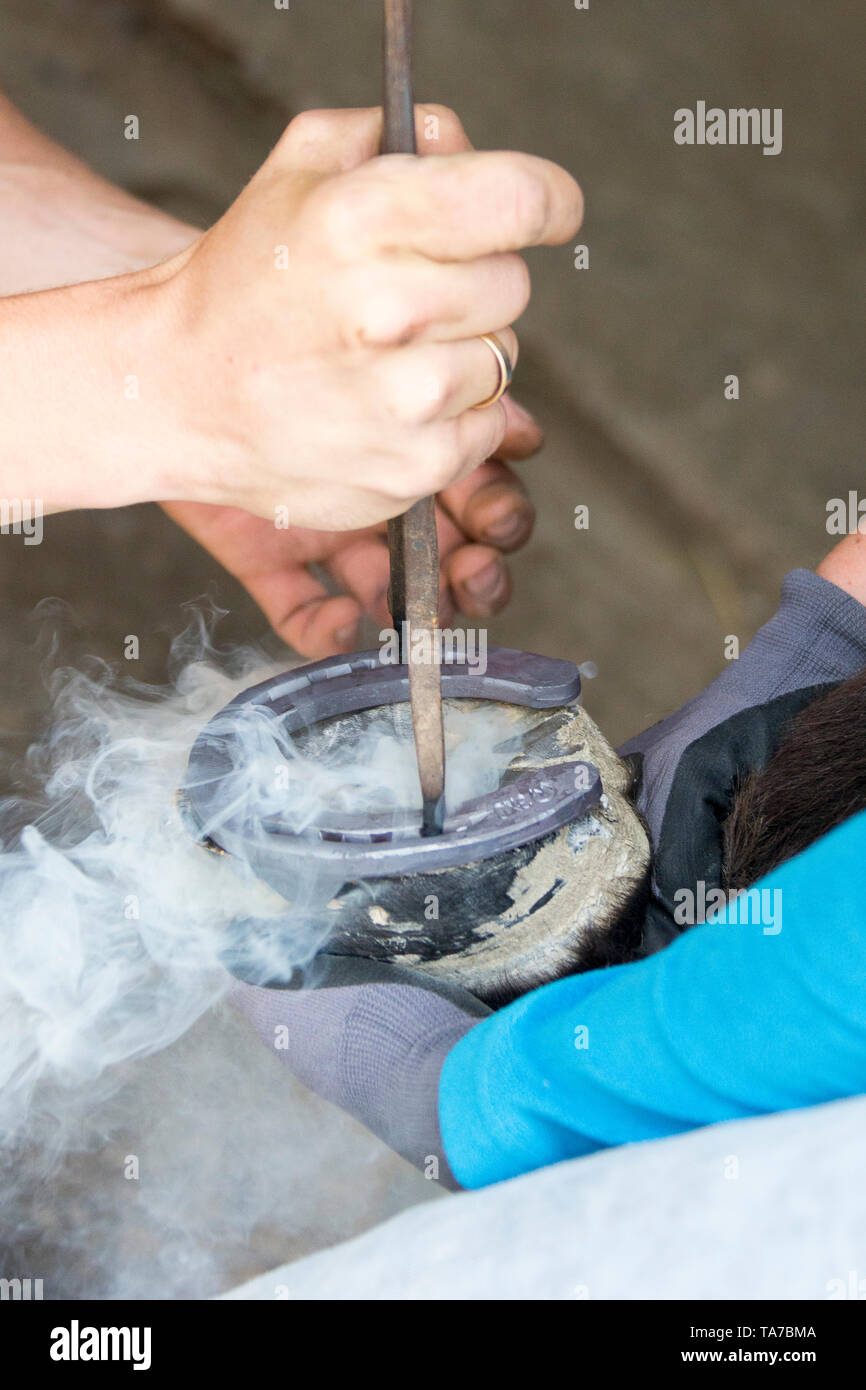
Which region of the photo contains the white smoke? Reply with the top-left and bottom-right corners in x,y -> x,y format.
0,620 -> 518,1296
0,647 -> 287,1153
269,701 -> 519,818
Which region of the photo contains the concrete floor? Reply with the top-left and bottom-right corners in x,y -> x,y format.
0,0 -> 862,1295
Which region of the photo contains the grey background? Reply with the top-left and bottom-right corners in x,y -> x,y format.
1,0 -> 862,759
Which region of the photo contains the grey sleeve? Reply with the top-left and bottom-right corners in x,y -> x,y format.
618,568 -> 866,847
618,568 -> 866,954
228,957 -> 490,1190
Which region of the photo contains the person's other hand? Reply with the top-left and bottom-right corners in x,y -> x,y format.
163,447 -> 537,656
150,105 -> 582,529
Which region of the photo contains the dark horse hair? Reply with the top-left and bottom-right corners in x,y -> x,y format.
723,666 -> 866,889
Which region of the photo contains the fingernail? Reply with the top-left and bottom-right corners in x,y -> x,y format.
464,560 -> 505,599
482,509 -> 531,545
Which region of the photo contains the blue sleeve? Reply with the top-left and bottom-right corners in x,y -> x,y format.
439,807 -> 866,1189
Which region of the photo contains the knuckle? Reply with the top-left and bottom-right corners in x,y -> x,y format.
419,428 -> 463,492
310,181 -> 356,253
405,379 -> 444,426
415,380 -> 446,425
280,108 -> 335,151
350,178 -> 393,240
345,286 -> 418,348
387,472 -> 423,505
312,172 -> 392,256
380,358 -> 443,426
378,442 -> 430,503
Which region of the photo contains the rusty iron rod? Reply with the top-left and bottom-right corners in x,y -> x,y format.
382,0 -> 446,835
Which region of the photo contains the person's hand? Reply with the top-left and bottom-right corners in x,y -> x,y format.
158,103 -> 562,652
150,105 -> 582,530
0,93 -> 549,643
163,452 -> 537,655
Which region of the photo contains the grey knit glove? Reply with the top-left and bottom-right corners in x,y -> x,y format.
228,955 -> 490,1188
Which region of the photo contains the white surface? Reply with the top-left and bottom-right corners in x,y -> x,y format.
225,1096 -> 866,1300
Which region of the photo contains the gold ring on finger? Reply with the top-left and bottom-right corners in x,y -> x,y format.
471,332 -> 514,410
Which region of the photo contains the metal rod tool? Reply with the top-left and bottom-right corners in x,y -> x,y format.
382,0 -> 446,835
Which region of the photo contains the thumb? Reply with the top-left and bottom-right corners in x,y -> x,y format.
270,103 -> 474,178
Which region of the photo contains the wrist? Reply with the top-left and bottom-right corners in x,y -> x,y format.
0,257 -> 217,513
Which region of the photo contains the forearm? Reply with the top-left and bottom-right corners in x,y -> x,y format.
0,94 -> 210,511
0,259 -> 214,512
0,92 -> 198,296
